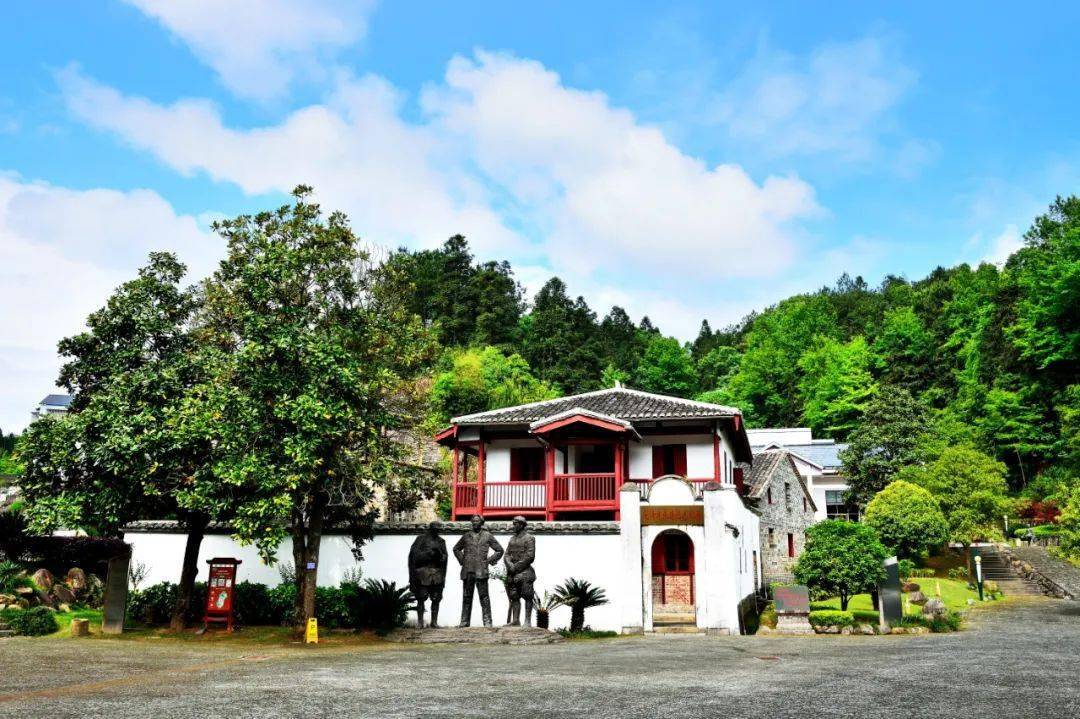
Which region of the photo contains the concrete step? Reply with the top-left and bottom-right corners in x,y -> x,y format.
653,613 -> 696,625
650,625 -> 703,635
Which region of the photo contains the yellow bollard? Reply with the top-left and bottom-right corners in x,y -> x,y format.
305,617 -> 319,644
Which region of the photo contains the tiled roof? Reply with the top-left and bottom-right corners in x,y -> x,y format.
452,387 -> 740,425
751,441 -> 847,470
40,394 -> 72,407
745,449 -> 817,510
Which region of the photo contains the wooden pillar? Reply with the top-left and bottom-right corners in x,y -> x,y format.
544,444 -> 556,521
451,446 -> 459,518
614,439 -> 623,521
477,440 -> 486,516
713,428 -> 721,484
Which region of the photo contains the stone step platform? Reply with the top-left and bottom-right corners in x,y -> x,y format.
653,612 -> 696,625
650,625 -> 703,635
384,626 -> 564,645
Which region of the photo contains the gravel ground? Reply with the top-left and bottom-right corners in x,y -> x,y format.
1,597 -> 1077,719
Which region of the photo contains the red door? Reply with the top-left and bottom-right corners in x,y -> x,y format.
651,532 -> 695,606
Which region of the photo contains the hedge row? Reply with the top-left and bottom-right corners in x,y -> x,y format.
126,579 -> 412,632
0,606 -> 59,636
808,610 -> 854,627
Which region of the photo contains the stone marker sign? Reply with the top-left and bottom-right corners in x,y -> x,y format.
774,584 -> 814,634
879,557 -> 903,626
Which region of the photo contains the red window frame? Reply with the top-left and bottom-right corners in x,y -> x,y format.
787,533 -> 795,558
652,444 -> 687,477
509,447 -> 545,483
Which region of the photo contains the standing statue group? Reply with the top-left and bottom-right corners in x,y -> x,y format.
407,515 -> 536,628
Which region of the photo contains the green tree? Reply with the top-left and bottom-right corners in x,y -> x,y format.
430,347 -> 557,424
797,336 -> 876,439
897,446 -> 1011,545
553,577 -> 609,633
632,335 -> 697,397
873,306 -> 934,390
1057,484 -> 1080,561
16,253 -> 214,630
597,306 -> 645,376
187,187 -> 434,628
863,481 -> 949,560
839,387 -> 928,505
696,345 -> 740,394
521,278 -> 602,394
793,520 -> 889,610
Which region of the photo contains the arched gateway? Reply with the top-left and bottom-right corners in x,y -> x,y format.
651,530 -> 695,626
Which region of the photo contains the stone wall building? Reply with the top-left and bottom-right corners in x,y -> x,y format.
743,449 -> 816,585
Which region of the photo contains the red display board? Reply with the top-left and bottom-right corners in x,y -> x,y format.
202,557 -> 242,632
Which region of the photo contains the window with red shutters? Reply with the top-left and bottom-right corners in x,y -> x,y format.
651,444 -> 687,477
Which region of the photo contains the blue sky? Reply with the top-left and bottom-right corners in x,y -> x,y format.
2,1 -> 1078,432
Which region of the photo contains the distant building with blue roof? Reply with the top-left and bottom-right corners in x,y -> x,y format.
747,428 -> 857,522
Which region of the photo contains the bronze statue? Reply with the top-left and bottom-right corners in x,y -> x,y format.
453,514 -> 503,627
408,521 -> 448,628
504,515 -> 536,627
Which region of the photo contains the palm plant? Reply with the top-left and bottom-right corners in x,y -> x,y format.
0,560 -> 32,595
553,578 -> 608,633
533,590 -> 564,630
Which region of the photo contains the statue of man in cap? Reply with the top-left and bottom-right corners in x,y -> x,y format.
453,514 -> 503,627
408,521 -> 448,628
504,515 -> 537,627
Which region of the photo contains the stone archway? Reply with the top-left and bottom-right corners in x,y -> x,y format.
651,529 -> 695,626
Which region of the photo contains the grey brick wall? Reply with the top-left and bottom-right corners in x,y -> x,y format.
755,457 -> 816,585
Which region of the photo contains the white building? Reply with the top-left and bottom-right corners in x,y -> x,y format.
746,427 -> 857,522
31,393 -> 72,421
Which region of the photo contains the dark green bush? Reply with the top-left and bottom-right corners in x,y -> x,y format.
1013,524 -> 1059,538
851,609 -> 879,624
896,612 -> 962,633
897,559 -> 916,579
0,560 -> 32,594
349,579 -> 414,633
947,567 -> 969,581
7,606 -> 59,636
808,609 -> 854,627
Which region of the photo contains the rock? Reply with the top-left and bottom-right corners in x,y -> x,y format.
384,626 -> 564,645
66,568 -> 87,594
0,593 -> 16,605
878,626 -> 892,635
967,598 -> 976,606
70,618 -> 90,637
15,598 -> 29,609
922,597 -> 948,619
52,584 -> 77,605
854,623 -> 875,635
58,603 -> 71,613
32,568 -> 55,591
1021,562 -> 1033,575
35,589 -> 55,608
840,626 -> 852,635
901,582 -> 920,593
756,626 -> 774,635
908,590 -> 928,605
910,626 -> 930,635
14,586 -> 33,596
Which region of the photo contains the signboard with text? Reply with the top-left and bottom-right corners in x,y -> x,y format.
774,585 -> 811,614
202,557 -> 242,632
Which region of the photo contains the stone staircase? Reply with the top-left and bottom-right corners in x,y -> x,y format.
0,618 -> 13,638
1006,544 -> 1080,599
652,604 -> 700,634
979,546 -> 1044,596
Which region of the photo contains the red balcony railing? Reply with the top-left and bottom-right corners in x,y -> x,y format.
552,473 -> 617,507
483,481 -> 546,511
454,482 -> 479,512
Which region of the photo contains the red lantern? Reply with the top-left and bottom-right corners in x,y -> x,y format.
202,557 -> 242,633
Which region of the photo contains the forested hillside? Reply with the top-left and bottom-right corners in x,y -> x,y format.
394,198 -> 1079,501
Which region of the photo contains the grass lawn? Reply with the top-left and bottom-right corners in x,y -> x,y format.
811,578 -> 984,616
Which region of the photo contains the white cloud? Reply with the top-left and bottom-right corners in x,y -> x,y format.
984,224 -> 1023,265
122,0 -> 376,101
425,51 -> 820,279
710,36 -> 918,164
0,176 -> 216,432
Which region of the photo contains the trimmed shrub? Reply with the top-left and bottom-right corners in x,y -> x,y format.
1013,524 -> 1060,538
852,609 -> 879,624
908,568 -> 938,578
7,606 -> 59,636
897,559 -> 916,579
808,609 -> 854,627
865,481 -> 950,560
947,567 -> 969,581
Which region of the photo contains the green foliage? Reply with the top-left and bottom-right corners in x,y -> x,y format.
808,609 -> 854,627
797,335 -> 876,439
897,559 -> 916,579
864,480 -> 950,560
430,347 -> 557,424
349,579 -> 414,633
521,278 -> 603,394
0,560 -> 32,594
553,577 -> 609,633
898,446 -> 1011,545
840,388 -> 929,505
0,450 -> 21,476
851,609 -> 880,624
6,606 -> 59,636
633,335 -> 697,396
695,345 -> 740,394
1058,485 -> 1080,561
793,521 -> 889,610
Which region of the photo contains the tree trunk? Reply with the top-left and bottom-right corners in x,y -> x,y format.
170,513 -> 208,632
292,496 -> 325,633
571,606 -> 584,633
840,593 -> 850,611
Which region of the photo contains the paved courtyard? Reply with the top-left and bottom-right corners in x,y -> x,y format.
1,597 -> 1077,718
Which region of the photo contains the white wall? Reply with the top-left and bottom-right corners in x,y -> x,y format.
809,474 -> 850,522
128,528 -> 624,632
745,428 -> 813,446
628,434 -> 715,479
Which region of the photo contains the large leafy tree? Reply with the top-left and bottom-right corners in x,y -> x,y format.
633,335 -> 697,397
797,335 -> 876,439
839,387 -> 928,505
597,306 -> 645,376
521,277 -> 603,394
793,520 -> 888,610
863,480 -> 949,560
17,253 -> 213,629
188,187 -> 434,628
430,347 -> 557,424
897,446 -> 1010,545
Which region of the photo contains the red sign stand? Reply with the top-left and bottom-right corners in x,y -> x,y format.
201,557 -> 242,633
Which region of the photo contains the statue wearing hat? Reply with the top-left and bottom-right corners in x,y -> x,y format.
408,521 -> 448,628
453,515 -> 504,627
504,515 -> 537,627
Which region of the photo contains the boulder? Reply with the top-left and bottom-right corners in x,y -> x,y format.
70,618 -> 90,637
14,586 -> 34,596
52,584 -> 77,605
0,593 -> 16,605
35,589 -> 55,608
854,623 -> 875,635
32,568 -> 55,591
922,597 -> 948,619
908,591 -> 928,605
840,626 -> 852,635
901,582 -> 920,593
66,568 -> 88,594
15,598 -> 29,609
